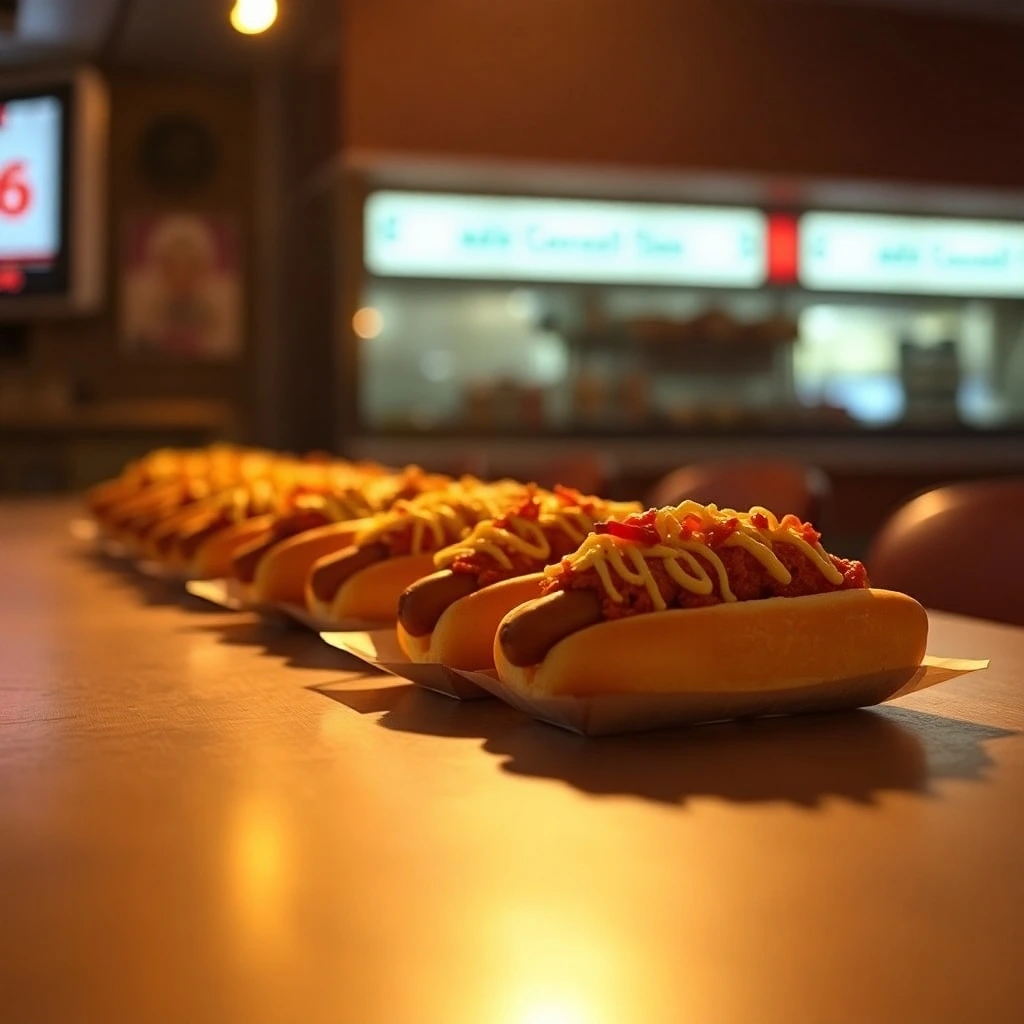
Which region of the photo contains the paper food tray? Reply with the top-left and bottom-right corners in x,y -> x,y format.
136,559 -> 190,582
68,517 -> 99,542
185,577 -> 249,611
320,630 -> 497,700
465,656 -> 989,736
69,518 -> 131,559
184,579 -> 288,623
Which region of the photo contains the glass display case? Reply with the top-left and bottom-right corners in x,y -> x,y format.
353,190 -> 1024,437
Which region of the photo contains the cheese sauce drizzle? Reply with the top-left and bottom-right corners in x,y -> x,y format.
433,498 -> 641,571
357,480 -> 529,556
545,501 -> 844,610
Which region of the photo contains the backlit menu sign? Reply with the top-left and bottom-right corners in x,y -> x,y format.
800,212 -> 1024,297
365,191 -> 767,287
0,95 -> 63,267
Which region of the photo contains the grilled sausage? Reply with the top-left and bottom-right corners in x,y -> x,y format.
398,570 -> 480,637
497,588 -> 603,667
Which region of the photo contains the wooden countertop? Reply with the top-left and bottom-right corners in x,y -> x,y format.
2,500 -> 1023,1024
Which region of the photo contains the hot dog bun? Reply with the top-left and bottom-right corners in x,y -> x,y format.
397,573 -> 547,669
494,589 -> 928,698
190,515 -> 277,581
310,553 -> 437,625
251,519 -> 369,606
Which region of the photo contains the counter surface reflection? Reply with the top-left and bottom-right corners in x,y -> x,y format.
2,501 -> 1022,1024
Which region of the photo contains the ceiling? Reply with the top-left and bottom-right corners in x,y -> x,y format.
0,0 -> 298,70
2,0 -> 1024,71
797,0 -> 1024,19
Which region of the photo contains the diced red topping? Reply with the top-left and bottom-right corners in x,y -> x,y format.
595,507 -> 661,545
680,513 -> 703,539
704,516 -> 741,548
493,486 -> 542,528
751,512 -> 770,530
780,513 -> 822,545
553,484 -> 584,506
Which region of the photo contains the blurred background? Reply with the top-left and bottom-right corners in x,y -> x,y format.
4,0 -> 1024,552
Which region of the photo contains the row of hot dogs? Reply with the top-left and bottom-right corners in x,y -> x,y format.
86,445 -> 930,702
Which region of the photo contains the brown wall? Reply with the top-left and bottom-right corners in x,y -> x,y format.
31,71 -> 255,428
342,0 -> 1024,189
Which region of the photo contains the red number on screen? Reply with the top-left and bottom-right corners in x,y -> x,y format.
0,161 -> 32,217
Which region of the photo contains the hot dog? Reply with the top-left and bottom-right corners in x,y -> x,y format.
494,502 -> 928,697
96,447 -> 280,556
305,480 -> 529,627
396,487 -> 641,670
229,466 -> 456,607
125,456 -> 405,581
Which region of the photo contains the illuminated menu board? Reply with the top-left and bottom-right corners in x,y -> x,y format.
800,212 -> 1024,297
365,191 -> 767,287
0,95 -> 63,270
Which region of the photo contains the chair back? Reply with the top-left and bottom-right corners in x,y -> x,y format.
646,459 -> 831,526
866,477 -> 1024,626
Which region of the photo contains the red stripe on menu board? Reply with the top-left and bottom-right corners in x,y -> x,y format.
0,267 -> 26,293
767,214 -> 799,284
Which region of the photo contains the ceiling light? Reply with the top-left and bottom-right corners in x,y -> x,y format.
230,0 -> 278,35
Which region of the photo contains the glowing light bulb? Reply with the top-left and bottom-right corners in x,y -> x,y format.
230,0 -> 278,35
352,307 -> 384,340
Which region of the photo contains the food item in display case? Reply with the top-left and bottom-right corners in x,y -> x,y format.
739,313 -> 798,346
396,486 -> 641,670
619,371 -> 652,426
571,371 -> 607,426
305,480 -> 529,626
494,502 -> 928,697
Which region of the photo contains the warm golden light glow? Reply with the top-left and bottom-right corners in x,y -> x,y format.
352,307 -> 384,340
230,0 -> 278,35
229,795 -> 288,945
517,1001 -> 588,1024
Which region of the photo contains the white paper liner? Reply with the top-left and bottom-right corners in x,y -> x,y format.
466,656 -> 990,735
68,517 -> 99,542
69,517 -> 132,559
320,629 -> 497,700
185,578 -> 280,619
185,577 -> 249,611
136,559 -> 190,582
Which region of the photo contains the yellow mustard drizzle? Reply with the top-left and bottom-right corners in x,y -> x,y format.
357,486 -> 525,556
433,500 -> 640,571
544,500 -> 844,608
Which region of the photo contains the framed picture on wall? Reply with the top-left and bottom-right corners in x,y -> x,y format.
120,212 -> 242,360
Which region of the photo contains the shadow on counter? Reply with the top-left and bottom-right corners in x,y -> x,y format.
179,617 -> 376,673
69,544 -> 236,613
364,687 -> 1014,806
476,706 -> 1015,807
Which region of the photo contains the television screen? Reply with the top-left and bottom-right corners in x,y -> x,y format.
0,70 -> 106,317
0,88 -> 70,297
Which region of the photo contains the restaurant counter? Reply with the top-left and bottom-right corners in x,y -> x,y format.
3,499 -> 1024,1023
